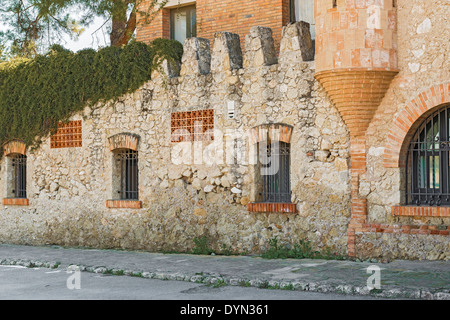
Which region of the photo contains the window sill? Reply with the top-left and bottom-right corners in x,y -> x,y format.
391,205 -> 450,217
248,202 -> 297,214
2,198 -> 29,206
106,200 -> 142,209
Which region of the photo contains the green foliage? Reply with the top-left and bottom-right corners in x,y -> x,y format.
0,0 -> 82,57
260,236 -> 347,260
192,236 -> 215,255
0,39 -> 183,151
219,243 -> 234,256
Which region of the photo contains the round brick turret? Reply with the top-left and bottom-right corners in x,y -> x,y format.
314,0 -> 399,137
314,0 -> 400,257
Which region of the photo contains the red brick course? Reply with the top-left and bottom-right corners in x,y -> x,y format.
2,198 -> 29,206
357,223 -> 449,236
106,200 -> 142,209
392,205 -> 450,217
247,202 -> 297,213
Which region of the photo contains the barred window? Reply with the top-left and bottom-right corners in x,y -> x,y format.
258,141 -> 291,203
406,105 -> 450,206
115,149 -> 139,200
10,154 -> 27,199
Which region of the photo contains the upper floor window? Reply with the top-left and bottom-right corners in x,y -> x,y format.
406,105 -> 450,206
289,0 -> 315,39
171,5 -> 196,44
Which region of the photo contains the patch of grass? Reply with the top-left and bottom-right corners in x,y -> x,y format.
210,278 -> 227,288
239,280 -> 251,287
219,244 -> 234,256
192,236 -> 214,255
281,283 -> 294,291
268,283 -> 280,290
260,236 -> 348,260
130,271 -> 143,278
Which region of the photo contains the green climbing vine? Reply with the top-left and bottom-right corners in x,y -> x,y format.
0,38 -> 183,151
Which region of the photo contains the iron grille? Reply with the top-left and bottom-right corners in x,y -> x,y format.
260,141 -> 291,203
12,154 -> 26,199
406,106 -> 450,206
117,149 -> 139,200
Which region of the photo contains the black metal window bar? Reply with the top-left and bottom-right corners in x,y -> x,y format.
259,141 -> 291,203
117,149 -> 139,200
406,105 -> 450,206
11,154 -> 26,199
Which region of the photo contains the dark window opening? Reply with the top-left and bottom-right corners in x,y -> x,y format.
116,149 -> 139,200
407,105 -> 450,206
333,0 -> 337,8
170,5 -> 196,44
258,141 -> 291,203
11,154 -> 26,199
288,0 -> 315,40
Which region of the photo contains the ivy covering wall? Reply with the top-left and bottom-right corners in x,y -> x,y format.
0,39 -> 183,150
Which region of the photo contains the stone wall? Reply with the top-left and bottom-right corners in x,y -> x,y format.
0,0 -> 448,261
0,22 -> 351,256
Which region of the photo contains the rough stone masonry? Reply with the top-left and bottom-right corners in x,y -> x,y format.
0,1 -> 448,261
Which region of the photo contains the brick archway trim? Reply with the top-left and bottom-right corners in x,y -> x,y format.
3,140 -> 26,156
108,133 -> 140,152
383,83 -> 450,168
249,123 -> 293,145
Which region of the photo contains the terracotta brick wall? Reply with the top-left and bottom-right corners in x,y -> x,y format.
137,0 -> 291,52
136,1 -> 170,44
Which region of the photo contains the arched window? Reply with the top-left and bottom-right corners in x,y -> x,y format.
3,140 -> 27,202
107,133 -> 140,204
406,105 -> 450,206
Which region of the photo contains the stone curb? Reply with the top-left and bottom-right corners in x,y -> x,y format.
1,258 -> 449,300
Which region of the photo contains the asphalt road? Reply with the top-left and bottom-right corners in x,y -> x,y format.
0,265 -> 382,300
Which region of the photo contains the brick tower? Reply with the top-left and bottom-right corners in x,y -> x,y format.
314,0 -> 399,257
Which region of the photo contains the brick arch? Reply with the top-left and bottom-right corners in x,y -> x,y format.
249,123 -> 293,145
3,140 -> 27,156
108,133 -> 140,152
383,83 -> 450,168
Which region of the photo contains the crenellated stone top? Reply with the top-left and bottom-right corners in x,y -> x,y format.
158,21 -> 314,79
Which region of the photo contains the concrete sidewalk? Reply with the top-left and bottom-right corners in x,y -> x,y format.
0,244 -> 448,300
